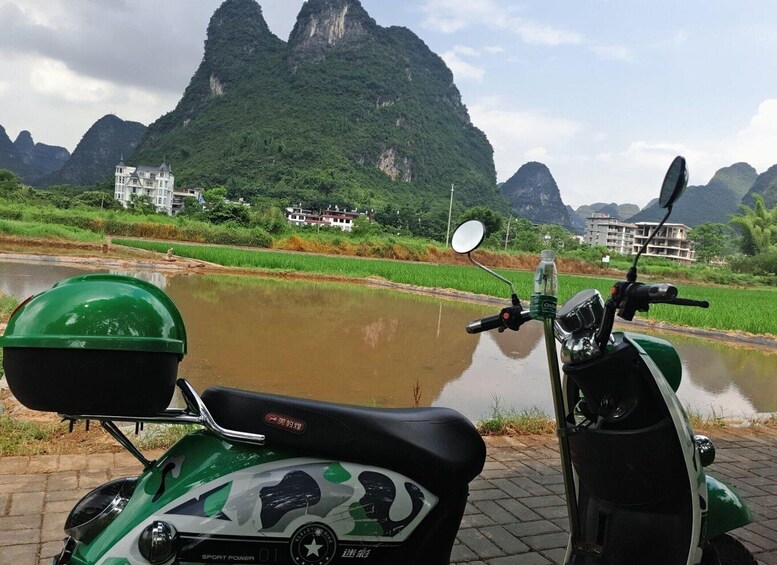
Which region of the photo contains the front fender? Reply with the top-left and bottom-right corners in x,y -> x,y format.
705,474 -> 752,539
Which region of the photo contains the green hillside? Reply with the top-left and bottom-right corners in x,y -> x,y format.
131,0 -> 505,214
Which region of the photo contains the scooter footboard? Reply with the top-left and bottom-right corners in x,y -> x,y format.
568,417 -> 687,505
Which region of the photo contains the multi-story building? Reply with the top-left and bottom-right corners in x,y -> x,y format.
114,160 -> 174,215
632,222 -> 695,263
584,213 -> 637,255
171,187 -> 204,215
285,205 -> 367,232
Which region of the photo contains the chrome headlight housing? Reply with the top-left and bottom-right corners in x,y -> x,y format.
555,289 -> 605,364
64,477 -> 137,544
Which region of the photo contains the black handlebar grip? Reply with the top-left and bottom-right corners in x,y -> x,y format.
632,283 -> 678,300
466,313 -> 504,334
666,298 -> 710,308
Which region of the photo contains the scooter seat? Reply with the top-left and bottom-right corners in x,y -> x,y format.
201,386 -> 486,495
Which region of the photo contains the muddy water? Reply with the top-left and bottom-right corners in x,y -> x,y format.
1,261 -> 775,420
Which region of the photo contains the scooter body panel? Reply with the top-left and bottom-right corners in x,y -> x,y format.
68,431 -> 451,565
705,474 -> 752,539
563,333 -> 706,564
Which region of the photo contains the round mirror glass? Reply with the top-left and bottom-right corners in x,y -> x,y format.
659,156 -> 688,208
451,220 -> 486,254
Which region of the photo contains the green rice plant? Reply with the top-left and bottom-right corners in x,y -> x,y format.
114,238 -> 777,336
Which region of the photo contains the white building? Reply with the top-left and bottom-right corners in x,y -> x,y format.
633,222 -> 695,263
584,213 -> 637,255
285,205 -> 367,232
171,187 -> 204,215
114,160 -> 175,215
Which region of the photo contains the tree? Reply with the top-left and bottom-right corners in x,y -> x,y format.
72,191 -> 122,211
689,223 -> 734,263
128,193 -> 156,215
458,206 -> 503,236
202,187 -> 249,225
729,194 -> 777,255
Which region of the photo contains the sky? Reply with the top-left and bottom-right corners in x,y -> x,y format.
1,0 -> 777,208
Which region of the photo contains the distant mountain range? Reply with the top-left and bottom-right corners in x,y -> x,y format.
0,0 -> 775,231
628,162 -> 757,225
35,115 -> 146,187
0,125 -> 69,184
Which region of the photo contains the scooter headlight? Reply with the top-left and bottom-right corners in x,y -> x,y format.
64,477 -> 137,544
694,435 -> 716,467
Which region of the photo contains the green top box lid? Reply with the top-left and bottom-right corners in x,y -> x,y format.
0,274 -> 187,355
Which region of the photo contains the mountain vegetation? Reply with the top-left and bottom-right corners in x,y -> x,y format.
36,114 -> 146,188
628,163 -> 757,226
743,164 -> 777,208
500,161 -> 573,229
131,0 -> 505,220
0,125 -> 69,184
575,202 -> 640,221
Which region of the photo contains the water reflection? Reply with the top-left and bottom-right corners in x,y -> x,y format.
1,261 -> 776,420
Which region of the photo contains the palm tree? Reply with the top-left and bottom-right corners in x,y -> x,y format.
729,194 -> 777,255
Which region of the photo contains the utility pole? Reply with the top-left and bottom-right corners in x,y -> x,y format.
504,216 -> 511,250
445,183 -> 455,247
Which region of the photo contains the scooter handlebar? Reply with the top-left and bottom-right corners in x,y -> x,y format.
631,283 -> 678,300
662,297 -> 710,308
466,313 -> 504,334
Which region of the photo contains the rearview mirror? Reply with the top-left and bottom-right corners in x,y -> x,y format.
659,156 -> 688,209
451,220 -> 486,254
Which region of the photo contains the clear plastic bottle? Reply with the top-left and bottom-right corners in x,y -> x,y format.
530,249 -> 558,319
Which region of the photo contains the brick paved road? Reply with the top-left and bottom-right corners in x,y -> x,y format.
2,429 -> 777,564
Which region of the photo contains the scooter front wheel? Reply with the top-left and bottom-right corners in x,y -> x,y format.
702,534 -> 757,565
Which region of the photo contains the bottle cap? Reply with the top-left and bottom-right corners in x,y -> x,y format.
540,249 -> 555,262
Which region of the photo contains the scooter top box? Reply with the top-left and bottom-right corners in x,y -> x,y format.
0,274 -> 187,416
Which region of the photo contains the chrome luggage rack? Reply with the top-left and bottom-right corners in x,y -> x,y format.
60,379 -> 265,469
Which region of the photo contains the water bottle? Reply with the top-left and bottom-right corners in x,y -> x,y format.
530,249 -> 558,319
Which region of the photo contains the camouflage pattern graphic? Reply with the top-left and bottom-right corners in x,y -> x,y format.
96,458 -> 437,563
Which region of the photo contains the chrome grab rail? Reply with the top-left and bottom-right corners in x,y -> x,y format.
60,379 -> 266,449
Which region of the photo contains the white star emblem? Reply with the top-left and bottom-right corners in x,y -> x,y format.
304,538 -> 323,557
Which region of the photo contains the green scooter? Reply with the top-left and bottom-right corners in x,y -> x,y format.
452,156 -> 756,564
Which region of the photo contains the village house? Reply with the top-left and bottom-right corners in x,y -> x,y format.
114,160 -> 175,215
285,205 -> 368,232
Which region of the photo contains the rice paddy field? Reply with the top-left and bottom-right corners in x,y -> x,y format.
114,239 -> 777,337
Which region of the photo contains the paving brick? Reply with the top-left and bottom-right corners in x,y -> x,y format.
479,525 -> 529,554
9,491 -> 44,516
489,552 -> 552,564
0,456 -> 29,474
457,528 -> 505,560
0,543 -> 37,565
46,471 -> 78,492
26,455 -> 58,474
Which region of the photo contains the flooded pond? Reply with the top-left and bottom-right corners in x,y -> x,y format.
2,260 -> 776,421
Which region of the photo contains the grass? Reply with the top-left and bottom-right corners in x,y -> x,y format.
0,219 -> 104,242
116,238 -> 777,336
0,415 -> 62,456
136,424 -> 199,450
0,294 -> 19,323
477,397 -> 556,435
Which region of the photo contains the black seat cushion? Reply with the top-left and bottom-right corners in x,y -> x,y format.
201,386 -> 486,495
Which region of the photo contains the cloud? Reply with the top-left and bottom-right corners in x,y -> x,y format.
728,99 -> 777,171
30,59 -> 113,103
452,45 -> 480,57
441,50 -> 485,82
590,44 -> 634,62
484,46 -> 505,54
468,98 -> 582,178
420,0 -> 581,46
0,0 -> 215,94
512,20 -> 582,46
